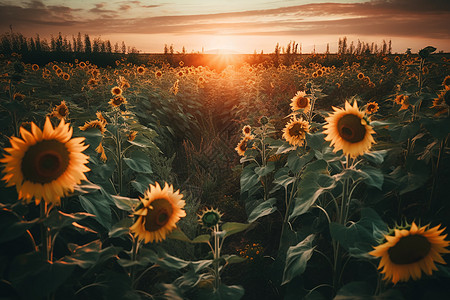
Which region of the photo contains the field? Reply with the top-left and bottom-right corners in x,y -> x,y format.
1,48 -> 450,299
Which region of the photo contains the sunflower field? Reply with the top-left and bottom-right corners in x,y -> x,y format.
0,46 -> 450,300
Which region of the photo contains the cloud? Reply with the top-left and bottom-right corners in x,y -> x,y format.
0,0 -> 448,42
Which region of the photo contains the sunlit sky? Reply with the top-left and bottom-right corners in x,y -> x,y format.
0,0 -> 449,53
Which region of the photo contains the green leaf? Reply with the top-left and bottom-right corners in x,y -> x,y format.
306,132 -> 326,151
44,210 -> 94,234
167,227 -> 192,242
109,218 -> 133,238
0,209 -> 38,243
60,240 -> 102,268
389,121 -> 420,142
282,234 -> 315,285
290,161 -> 335,220
223,254 -> 246,264
329,208 -> 386,256
247,198 -> 277,223
130,174 -> 154,194
389,157 -> 430,195
222,222 -> 250,239
240,164 -> 260,195
111,195 -> 140,212
255,161 -> 275,178
9,252 -> 75,299
363,150 -> 388,165
79,192 -> 112,229
77,129 -> 103,149
123,150 -> 153,174
335,281 -> 403,299
287,151 -> 314,173
192,234 -> 211,244
359,166 -> 384,190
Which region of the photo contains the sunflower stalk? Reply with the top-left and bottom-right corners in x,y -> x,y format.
130,237 -> 140,286
40,202 -> 52,262
428,135 -> 447,210
212,224 -> 221,290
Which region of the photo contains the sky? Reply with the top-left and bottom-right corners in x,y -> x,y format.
0,0 -> 449,54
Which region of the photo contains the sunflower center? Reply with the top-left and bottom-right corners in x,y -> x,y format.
113,97 -> 123,106
388,235 -> 431,265
21,140 -> 70,184
297,97 -> 308,108
288,123 -> 305,137
144,198 -> 174,232
202,211 -> 220,227
337,114 -> 366,143
58,106 -> 68,116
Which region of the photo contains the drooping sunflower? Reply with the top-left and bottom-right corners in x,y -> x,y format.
79,119 -> 106,133
108,95 -> 127,108
282,116 -> 310,147
235,136 -> 252,156
0,117 -> 90,205
369,222 -> 450,284
50,100 -> 69,120
198,207 -> 223,229
366,101 -> 379,114
96,111 -> 107,125
13,93 -> 25,101
111,86 -> 123,96
399,95 -> 410,111
130,182 -> 186,243
323,101 -> 376,158
290,91 -> 311,113
443,75 -> 450,89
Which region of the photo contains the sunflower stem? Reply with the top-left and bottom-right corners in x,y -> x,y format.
131,237 -> 139,287
428,136 -> 446,211
213,224 -> 221,290
40,202 -> 51,262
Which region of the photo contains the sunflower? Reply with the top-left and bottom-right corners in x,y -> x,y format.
242,125 -> 252,137
443,75 -> 450,89
127,130 -> 137,141
235,136 -> 252,156
366,101 -> 379,114
79,120 -> 106,133
155,70 -> 163,78
111,86 -> 123,96
177,71 -> 184,77
62,73 -> 70,81
324,101 -> 376,158
31,64 -> 39,71
357,72 -> 364,80
13,93 -> 25,101
0,117 -> 90,205
290,91 -> 311,113
50,100 -> 69,120
282,116 -> 310,147
316,69 -> 323,76
109,96 -> 127,108
369,222 -> 450,284
399,95 -> 410,111
87,78 -> 98,88
130,182 -> 186,243
96,111 -> 107,125
136,66 -> 145,74
118,76 -> 131,89
179,61 -> 184,67
198,207 -> 223,229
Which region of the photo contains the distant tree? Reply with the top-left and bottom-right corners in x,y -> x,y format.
164,44 -> 168,54
114,42 -> 119,53
106,40 -> 112,53
388,40 -> 392,54
84,34 -> 92,53
121,41 -> 126,54
76,32 -> 83,52
92,38 -> 99,53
